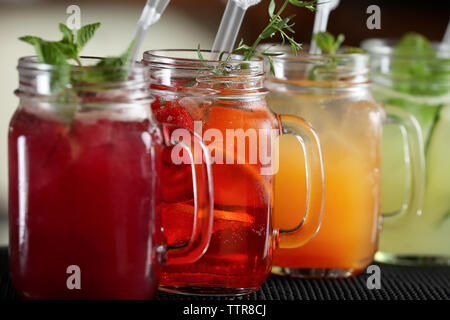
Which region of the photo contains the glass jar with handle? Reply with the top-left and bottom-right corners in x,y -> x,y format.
261,45 -> 424,277
8,57 -> 214,299
143,49 -> 325,295
362,38 -> 450,265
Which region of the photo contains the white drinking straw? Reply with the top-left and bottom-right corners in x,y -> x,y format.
129,0 -> 171,64
309,0 -> 340,54
211,0 -> 262,58
443,20 -> 450,47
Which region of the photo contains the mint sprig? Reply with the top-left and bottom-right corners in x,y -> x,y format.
313,32 -> 345,55
195,0 -> 316,78
313,31 -> 364,55
76,23 -> 101,53
343,47 -> 365,54
238,0 -> 316,65
391,33 -> 450,96
20,22 -> 137,87
307,32 -> 365,80
82,40 -> 135,83
20,36 -> 69,66
437,210 -> 450,228
20,22 -> 100,67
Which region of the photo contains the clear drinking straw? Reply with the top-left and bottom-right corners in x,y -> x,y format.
211,0 -> 262,59
443,20 -> 450,47
309,0 -> 340,54
129,0 -> 171,64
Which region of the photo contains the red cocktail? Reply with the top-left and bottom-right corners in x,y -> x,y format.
9,108 -> 161,299
9,57 -> 213,299
144,50 -> 324,295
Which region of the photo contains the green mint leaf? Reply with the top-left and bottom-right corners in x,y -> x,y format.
80,40 -> 135,83
96,40 -> 134,67
267,55 -> 275,75
218,51 -> 227,61
307,32 -> 349,80
20,36 -> 68,65
197,44 -> 209,66
233,43 -> 252,53
278,14 -> 296,32
268,0 -> 276,18
59,23 -> 74,45
261,24 -> 278,39
41,42 -> 70,65
313,32 -> 364,55
289,37 -> 302,55
314,32 -> 345,54
20,36 -> 45,62
344,47 -> 365,54
437,210 -> 450,228
76,22 -> 101,52
390,33 -> 450,96
392,33 -> 435,89
395,32 -> 434,57
20,35 -> 71,94
314,32 -> 332,53
119,39 -> 135,64
57,23 -> 79,60
424,104 -> 443,153
335,34 -> 345,51
183,80 -> 197,87
288,0 -> 317,11
197,44 -> 205,61
260,51 -> 283,57
55,41 -> 78,60
307,62 -> 337,81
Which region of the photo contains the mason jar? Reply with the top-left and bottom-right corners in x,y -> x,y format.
363,39 -> 450,265
263,45 -> 423,277
143,49 -> 325,295
9,56 -> 213,299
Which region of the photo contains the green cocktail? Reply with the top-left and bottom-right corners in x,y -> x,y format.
363,35 -> 450,265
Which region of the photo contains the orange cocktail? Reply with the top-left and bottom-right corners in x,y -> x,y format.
266,50 -> 383,277
273,127 -> 381,274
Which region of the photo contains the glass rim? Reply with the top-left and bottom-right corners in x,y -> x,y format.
361,38 -> 450,91
17,56 -> 150,73
143,49 -> 264,62
142,49 -> 264,74
16,56 -> 152,97
258,43 -> 370,88
361,38 -> 450,59
256,43 -> 370,62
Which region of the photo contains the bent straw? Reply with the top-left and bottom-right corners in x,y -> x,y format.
309,0 -> 340,54
211,0 -> 262,59
129,0 -> 171,64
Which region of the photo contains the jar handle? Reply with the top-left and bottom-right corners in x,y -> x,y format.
382,105 -> 426,221
160,124 -> 214,265
276,114 -> 325,249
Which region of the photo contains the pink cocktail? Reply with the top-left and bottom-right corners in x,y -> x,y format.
8,57 -> 213,299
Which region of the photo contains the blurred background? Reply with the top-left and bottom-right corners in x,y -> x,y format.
0,0 -> 449,245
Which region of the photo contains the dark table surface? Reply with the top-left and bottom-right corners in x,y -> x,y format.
1,247 -> 449,300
